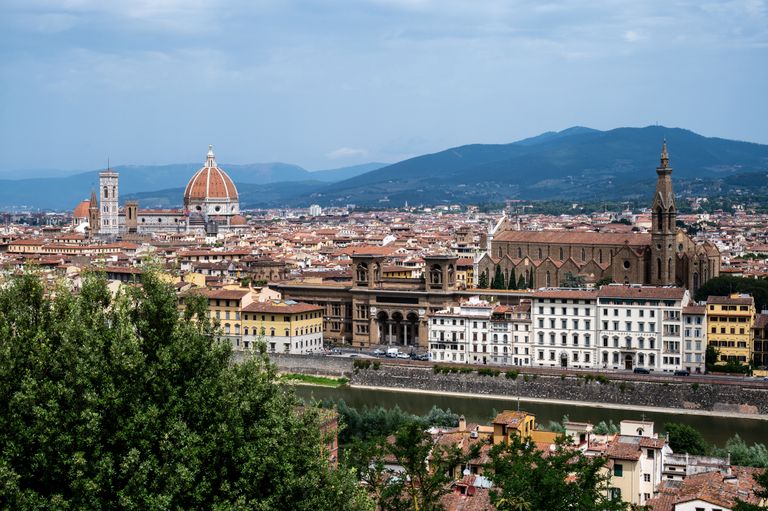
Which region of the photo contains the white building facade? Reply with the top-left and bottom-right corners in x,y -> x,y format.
531,289 -> 598,369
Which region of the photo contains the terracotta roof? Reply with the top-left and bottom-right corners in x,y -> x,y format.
494,230 -> 651,247
597,285 -> 686,300
242,301 -> 323,314
73,199 -> 91,219
647,467 -> 764,511
184,148 -> 238,202
183,288 -> 250,300
683,305 -> 707,314
492,411 -> 530,427
707,295 -> 754,306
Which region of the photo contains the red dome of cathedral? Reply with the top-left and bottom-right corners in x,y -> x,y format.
230,214 -> 247,226
73,199 -> 91,219
183,145 -> 238,203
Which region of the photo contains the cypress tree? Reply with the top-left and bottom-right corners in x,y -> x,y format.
509,268 -> 517,290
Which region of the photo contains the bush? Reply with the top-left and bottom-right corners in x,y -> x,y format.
523,374 -> 529,382
618,382 -> 627,393
477,368 -> 500,377
505,370 -> 519,380
353,359 -> 372,370
372,361 -> 381,370
595,375 -> 610,385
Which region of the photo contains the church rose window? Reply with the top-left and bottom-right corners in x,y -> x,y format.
623,261 -> 630,269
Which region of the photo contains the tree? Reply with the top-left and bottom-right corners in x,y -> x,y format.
517,273 -> 526,290
0,271 -> 370,511
595,276 -> 614,288
487,435 -> 628,511
492,265 -> 505,289
706,345 -> 720,367
380,422 -> 465,511
694,275 -> 768,311
478,271 -> 489,289
664,423 -> 709,455
560,272 -> 586,288
509,268 -> 518,290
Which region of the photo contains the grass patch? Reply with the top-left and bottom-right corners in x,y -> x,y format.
281,373 -> 349,388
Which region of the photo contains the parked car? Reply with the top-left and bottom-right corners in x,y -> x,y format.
386,348 -> 399,358
673,369 -> 690,376
633,367 -> 651,374
409,352 -> 419,360
373,348 -> 385,356
396,352 -> 410,359
417,353 -> 432,361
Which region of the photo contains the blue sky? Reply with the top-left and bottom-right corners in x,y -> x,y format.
1,0 -> 766,173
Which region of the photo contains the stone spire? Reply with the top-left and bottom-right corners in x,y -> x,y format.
650,140 -> 677,285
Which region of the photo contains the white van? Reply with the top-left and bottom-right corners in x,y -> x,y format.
386,348 -> 399,358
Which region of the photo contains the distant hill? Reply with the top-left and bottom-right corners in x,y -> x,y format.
0,161 -> 385,210
125,181 -> 328,209
295,126 -> 768,206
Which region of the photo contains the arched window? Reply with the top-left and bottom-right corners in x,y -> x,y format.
559,247 -> 564,260
545,271 -> 551,287
668,258 -> 672,276
498,247 -> 502,258
517,247 -> 522,258
657,258 -> 662,280
599,249 -> 603,264
581,248 -> 586,261
538,248 -> 543,260
244,327 -> 249,335
103,186 -> 108,199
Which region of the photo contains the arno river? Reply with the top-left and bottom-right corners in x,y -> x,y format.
296,385 -> 768,446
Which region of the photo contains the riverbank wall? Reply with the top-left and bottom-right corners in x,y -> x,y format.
264,354 -> 768,415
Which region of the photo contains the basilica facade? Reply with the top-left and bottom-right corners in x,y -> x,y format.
476,143 -> 720,293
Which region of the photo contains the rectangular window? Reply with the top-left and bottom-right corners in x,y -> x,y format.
613,464 -> 623,477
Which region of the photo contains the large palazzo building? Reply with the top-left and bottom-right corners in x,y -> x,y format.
74,146 -> 246,236
477,143 -> 720,293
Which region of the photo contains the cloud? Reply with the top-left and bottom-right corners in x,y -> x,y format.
326,147 -> 369,159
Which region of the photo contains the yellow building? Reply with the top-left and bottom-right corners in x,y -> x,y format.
706,294 -> 755,365
179,287 -> 253,342
242,300 -> 324,354
491,410 -> 536,445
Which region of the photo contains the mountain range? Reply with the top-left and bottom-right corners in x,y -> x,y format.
3,126 -> 768,210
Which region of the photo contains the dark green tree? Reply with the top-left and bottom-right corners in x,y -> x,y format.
706,345 -> 720,367
377,421 -> 473,511
509,268 -> 518,290
664,423 -> 709,455
487,435 -> 628,511
517,273 -> 526,289
595,276 -> 614,288
560,272 -> 586,288
478,271 -> 489,289
694,275 -> 768,311
492,265 -> 505,289
0,271 -> 370,511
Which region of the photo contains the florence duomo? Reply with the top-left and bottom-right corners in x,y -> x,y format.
477,142 -> 720,293
72,145 -> 247,237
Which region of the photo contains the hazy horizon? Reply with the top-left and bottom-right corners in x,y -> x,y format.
2,1 -> 767,173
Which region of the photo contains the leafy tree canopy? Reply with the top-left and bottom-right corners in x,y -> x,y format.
0,271 -> 369,511
487,435 -> 628,511
664,423 -> 709,456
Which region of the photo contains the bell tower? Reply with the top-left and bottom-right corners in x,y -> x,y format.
651,141 -> 676,285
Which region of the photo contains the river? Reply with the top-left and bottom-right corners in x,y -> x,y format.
295,385 -> 768,446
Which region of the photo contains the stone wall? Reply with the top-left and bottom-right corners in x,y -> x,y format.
257,354 -> 768,415
351,365 -> 768,415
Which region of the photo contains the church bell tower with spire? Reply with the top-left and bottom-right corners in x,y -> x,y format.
651,141 -> 677,285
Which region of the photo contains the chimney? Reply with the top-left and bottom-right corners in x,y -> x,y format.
459,415 -> 466,432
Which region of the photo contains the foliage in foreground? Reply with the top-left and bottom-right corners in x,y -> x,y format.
487,435 -> 629,511
0,271 -> 370,510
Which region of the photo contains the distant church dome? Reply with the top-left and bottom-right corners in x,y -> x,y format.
230,214 -> 247,226
183,145 -> 240,218
73,199 -> 91,219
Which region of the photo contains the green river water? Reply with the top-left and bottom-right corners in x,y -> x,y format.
295,385 -> 768,447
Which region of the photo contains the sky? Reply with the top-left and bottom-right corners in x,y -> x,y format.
1,0 -> 767,174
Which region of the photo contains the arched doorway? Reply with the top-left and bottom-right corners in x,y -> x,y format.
391,311 -> 404,345
624,354 -> 633,370
406,312 -> 419,347
376,310 -> 390,344
560,352 -> 568,368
